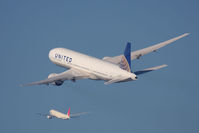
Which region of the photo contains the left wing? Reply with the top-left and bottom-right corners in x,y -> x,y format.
70,112 -> 90,118
103,33 -> 189,64
21,69 -> 89,86
36,113 -> 54,119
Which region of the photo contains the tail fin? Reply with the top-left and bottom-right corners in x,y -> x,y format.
67,107 -> 71,117
119,42 -> 132,72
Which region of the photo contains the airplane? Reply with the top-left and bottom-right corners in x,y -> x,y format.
22,33 -> 189,86
37,107 -> 89,120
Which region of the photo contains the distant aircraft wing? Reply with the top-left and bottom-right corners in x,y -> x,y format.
36,113 -> 54,118
21,69 -> 89,86
70,112 -> 90,118
134,64 -> 167,75
36,113 -> 54,119
36,113 -> 48,117
103,33 -> 189,64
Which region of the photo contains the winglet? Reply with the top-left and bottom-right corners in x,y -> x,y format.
67,107 -> 71,117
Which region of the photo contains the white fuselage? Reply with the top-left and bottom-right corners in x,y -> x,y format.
48,48 -> 137,81
50,109 -> 69,120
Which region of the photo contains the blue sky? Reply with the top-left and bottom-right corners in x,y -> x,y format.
0,0 -> 199,133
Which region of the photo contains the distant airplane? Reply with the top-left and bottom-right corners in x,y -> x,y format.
22,33 -> 189,86
37,107 -> 89,120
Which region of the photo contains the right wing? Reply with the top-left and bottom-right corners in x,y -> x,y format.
21,68 -> 89,86
103,33 -> 189,64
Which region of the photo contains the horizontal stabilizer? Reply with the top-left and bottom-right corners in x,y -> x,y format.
134,64 -> 167,75
104,76 -> 129,85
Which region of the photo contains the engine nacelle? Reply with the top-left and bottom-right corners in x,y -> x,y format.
54,80 -> 64,86
48,73 -> 64,86
47,115 -> 52,119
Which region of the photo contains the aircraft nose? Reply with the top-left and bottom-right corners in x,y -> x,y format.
48,48 -> 56,59
49,48 -> 56,60
49,49 -> 54,57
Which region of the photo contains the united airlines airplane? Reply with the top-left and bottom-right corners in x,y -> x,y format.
37,107 -> 89,120
22,33 -> 189,86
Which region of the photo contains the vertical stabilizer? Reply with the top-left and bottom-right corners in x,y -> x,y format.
67,107 -> 71,117
119,42 -> 131,72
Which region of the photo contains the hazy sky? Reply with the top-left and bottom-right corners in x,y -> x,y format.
0,0 -> 199,133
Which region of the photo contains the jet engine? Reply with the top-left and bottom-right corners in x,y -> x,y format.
48,73 -> 64,86
47,115 -> 52,119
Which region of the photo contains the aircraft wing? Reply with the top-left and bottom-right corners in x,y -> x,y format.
103,33 -> 189,64
134,64 -> 167,75
21,69 -> 89,86
70,112 -> 90,118
36,113 -> 55,119
36,113 -> 49,117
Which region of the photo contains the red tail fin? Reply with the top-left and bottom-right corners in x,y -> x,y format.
67,107 -> 71,117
